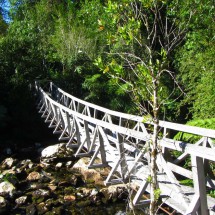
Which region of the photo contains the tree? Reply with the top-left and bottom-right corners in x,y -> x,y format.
175,0 -> 215,119
92,0 -> 190,213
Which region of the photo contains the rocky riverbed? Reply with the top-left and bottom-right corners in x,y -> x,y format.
0,141 -> 142,215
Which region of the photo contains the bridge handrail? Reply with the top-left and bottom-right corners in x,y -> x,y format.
50,82 -> 142,121
49,82 -> 215,139
39,85 -> 150,141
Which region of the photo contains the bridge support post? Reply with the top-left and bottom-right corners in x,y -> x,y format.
190,155 -> 209,215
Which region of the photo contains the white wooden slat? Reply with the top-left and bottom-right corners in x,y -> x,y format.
133,180 -> 149,207
167,161 -> 193,179
160,138 -> 215,162
173,137 -> 205,164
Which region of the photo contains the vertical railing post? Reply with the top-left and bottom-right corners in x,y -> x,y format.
191,155 -> 209,215
97,127 -> 108,166
162,127 -> 171,161
84,120 -> 91,150
116,133 -> 128,180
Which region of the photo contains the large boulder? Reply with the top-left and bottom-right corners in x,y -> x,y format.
41,143 -> 76,165
41,143 -> 64,158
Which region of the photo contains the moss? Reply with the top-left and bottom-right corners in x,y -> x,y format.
64,186 -> 75,195
86,179 -> 95,184
77,200 -> 91,207
32,196 -> 45,204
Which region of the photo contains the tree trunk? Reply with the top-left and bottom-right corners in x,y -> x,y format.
150,79 -> 159,215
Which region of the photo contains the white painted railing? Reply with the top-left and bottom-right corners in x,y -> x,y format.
35,81 -> 215,215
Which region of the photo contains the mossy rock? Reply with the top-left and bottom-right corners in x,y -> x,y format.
85,179 -> 95,184
26,165 -> 42,174
64,186 -> 75,195
36,202 -> 49,215
32,196 -> 45,204
77,200 -> 91,207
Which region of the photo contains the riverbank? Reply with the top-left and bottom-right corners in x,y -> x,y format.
0,141 -> 146,215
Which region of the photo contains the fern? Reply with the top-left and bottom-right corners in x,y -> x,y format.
174,118 -> 215,143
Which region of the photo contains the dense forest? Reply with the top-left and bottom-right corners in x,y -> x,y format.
0,0 -> 214,144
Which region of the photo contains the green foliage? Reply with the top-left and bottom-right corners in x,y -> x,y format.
175,0 -> 215,119
179,179 -> 193,187
209,190 -> 215,198
154,188 -> 161,201
1,173 -> 18,185
147,175 -> 152,183
174,118 -> 215,143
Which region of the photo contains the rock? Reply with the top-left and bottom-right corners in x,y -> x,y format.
27,171 -> 41,181
90,188 -> 98,196
18,159 -> 34,170
2,169 -> 16,175
41,143 -> 64,158
30,183 -> 38,189
0,196 -> 7,213
100,184 -> 128,203
36,202 -> 49,214
41,143 -> 76,165
64,195 -> 76,202
70,175 -> 78,186
26,204 -> 37,215
15,196 -> 28,205
0,181 -> 16,197
81,188 -> 91,196
32,189 -> 50,198
76,192 -> 84,198
1,157 -> 16,169
72,158 -> 104,185
48,184 -> 57,192
66,161 -> 72,167
55,163 -> 62,168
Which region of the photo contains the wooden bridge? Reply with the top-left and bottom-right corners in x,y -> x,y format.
35,81 -> 215,215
